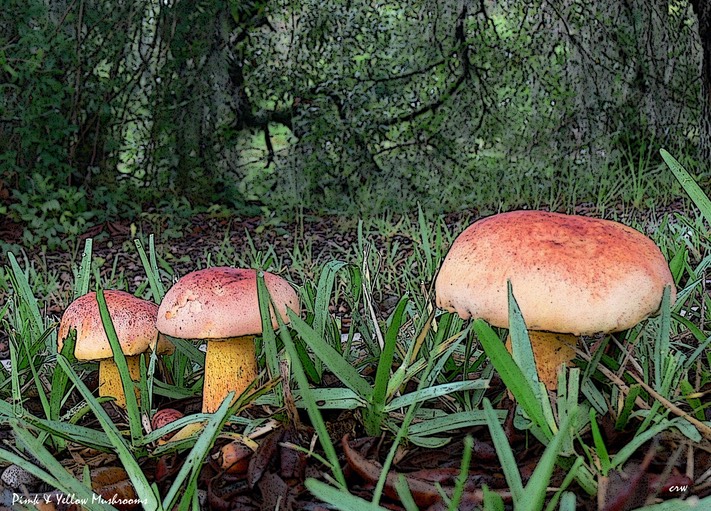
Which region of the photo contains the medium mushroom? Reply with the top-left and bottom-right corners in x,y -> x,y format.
58,290 -> 173,408
435,210 -> 676,389
156,267 -> 299,413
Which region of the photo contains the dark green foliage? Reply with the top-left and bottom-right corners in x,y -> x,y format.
0,0 -> 708,249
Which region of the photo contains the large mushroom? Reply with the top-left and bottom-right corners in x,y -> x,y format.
156,267 -> 299,413
58,290 -> 173,408
435,210 -> 676,389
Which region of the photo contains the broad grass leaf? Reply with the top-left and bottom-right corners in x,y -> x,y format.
660,149 -> 711,226
473,319 -> 553,440
287,310 -> 373,400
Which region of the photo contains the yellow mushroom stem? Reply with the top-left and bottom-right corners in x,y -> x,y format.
505,331 -> 578,390
98,356 -> 143,408
203,335 -> 258,413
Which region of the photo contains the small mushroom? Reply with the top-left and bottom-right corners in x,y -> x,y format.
151,408 -> 185,442
156,267 -> 299,413
58,290 -> 174,408
435,210 -> 676,389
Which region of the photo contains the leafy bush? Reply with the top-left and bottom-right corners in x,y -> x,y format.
1,0 -> 707,236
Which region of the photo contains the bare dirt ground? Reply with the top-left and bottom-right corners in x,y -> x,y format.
1,198 -> 694,316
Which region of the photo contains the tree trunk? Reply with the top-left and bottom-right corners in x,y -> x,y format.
692,0 -> 711,165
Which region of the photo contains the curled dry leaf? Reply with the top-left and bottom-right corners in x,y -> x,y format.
279,428 -> 309,481
258,472 -> 295,511
342,435 -> 504,508
89,466 -> 140,511
155,454 -> 182,484
207,477 -> 255,511
215,440 -> 254,475
248,427 -> 283,488
162,421 -> 205,445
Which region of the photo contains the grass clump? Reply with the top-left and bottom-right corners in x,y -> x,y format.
0,151 -> 708,509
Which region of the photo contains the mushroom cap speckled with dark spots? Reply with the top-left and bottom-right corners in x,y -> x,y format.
156,267 -> 299,340
435,210 -> 676,335
58,290 -> 173,361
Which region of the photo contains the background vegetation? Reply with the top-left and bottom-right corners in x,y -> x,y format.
2,0 -> 710,245
1,2 -> 710,507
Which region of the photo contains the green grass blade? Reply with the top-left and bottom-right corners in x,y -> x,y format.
162,393 -> 234,510
507,282 -> 556,433
660,149 -> 711,225
680,380 -> 705,421
367,295 -> 408,435
141,351 -> 156,413
256,272 -> 281,398
614,384 -> 642,430
0,420 -> 112,511
287,387 -> 366,410
632,496 -> 711,510
7,252 -> 44,339
313,260 -> 348,339
292,335 -> 320,382
261,271 -> 346,489
683,336 -> 711,373
385,380 -> 489,411
407,409 -> 503,437
483,398 -> 524,503
0,398 -> 14,418
148,235 -> 164,291
95,289 -> 143,444
306,479 -> 390,511
50,331 -> 77,425
395,474 -> 419,511
557,492 -> 577,511
667,245 -> 687,285
74,238 -> 93,298
654,286 -> 673,390
482,485 -> 505,511
24,416 -> 113,451
279,319 -> 347,488
507,282 -> 541,392
135,236 -> 165,303
448,435 -> 473,510
373,323 -> 455,505
562,369 -> 585,442
8,336 -> 22,417
474,319 -> 553,439
0,299 -> 10,328
176,478 -> 199,511
518,408 -> 574,511
287,310 -> 373,400
612,418 -> 686,470
56,355 -> 160,509
589,409 -> 611,476
19,336 -> 51,428
421,323 -> 469,389
170,336 -> 206,366
673,313 -> 709,344
417,203 -> 434,274
544,458 -> 583,511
